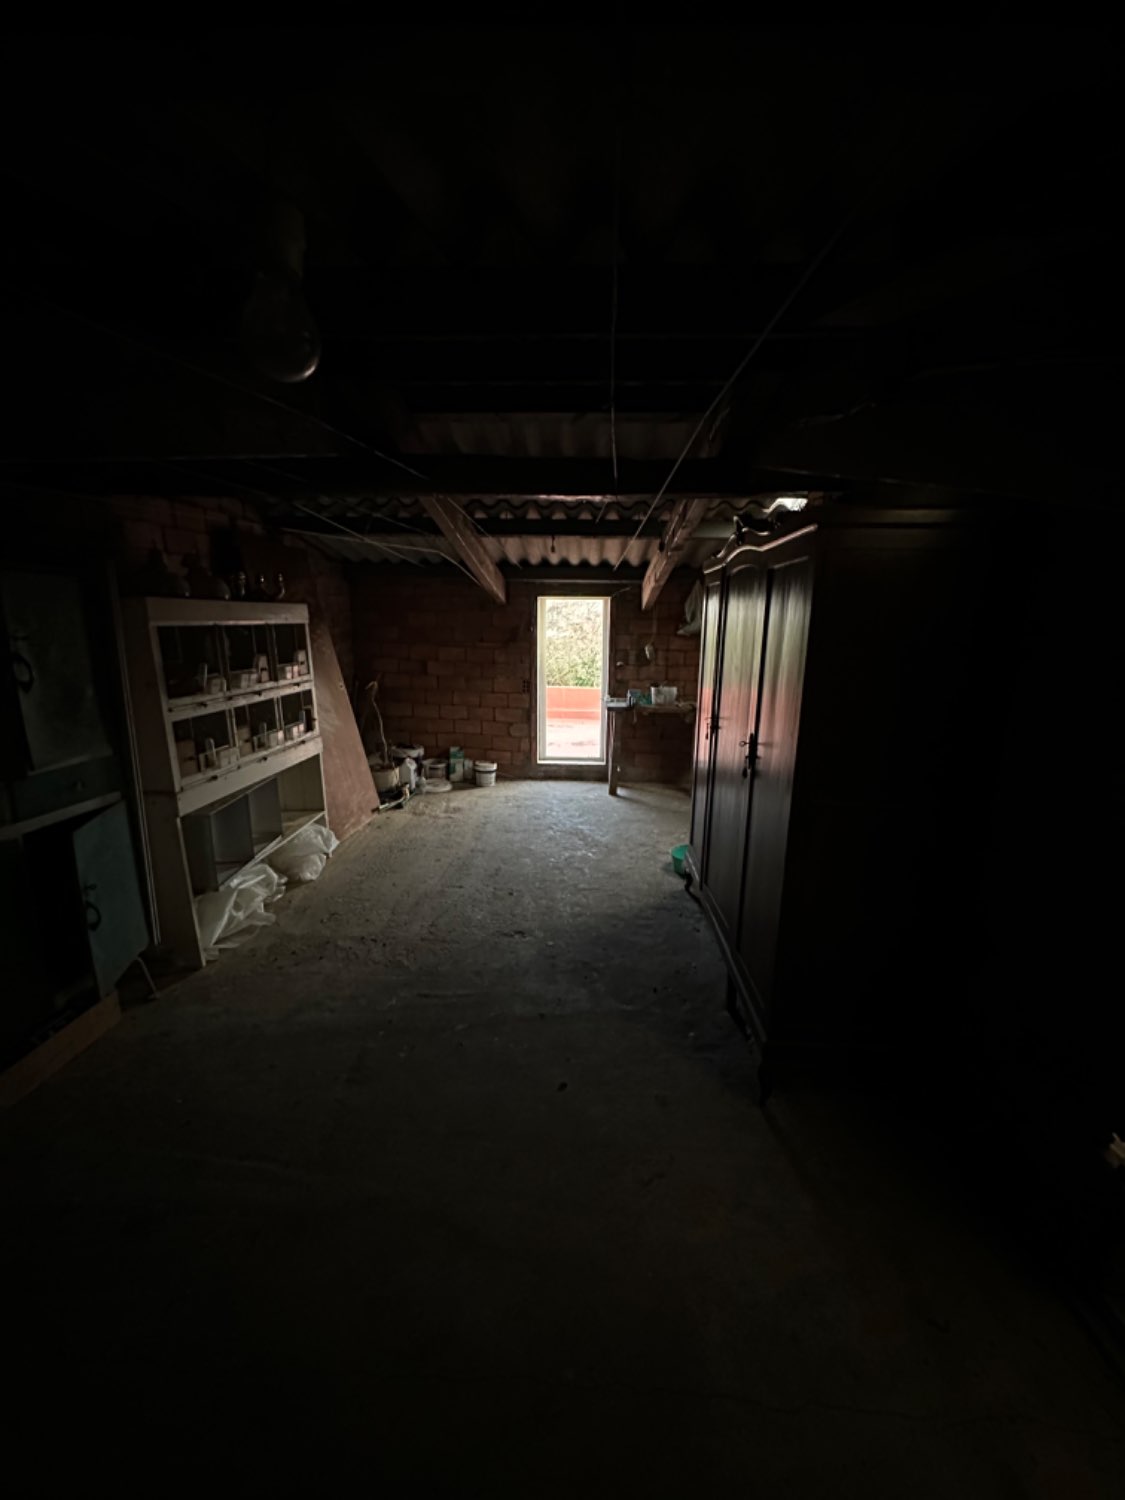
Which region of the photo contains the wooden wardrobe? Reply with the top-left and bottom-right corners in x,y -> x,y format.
687,507 -> 1003,1096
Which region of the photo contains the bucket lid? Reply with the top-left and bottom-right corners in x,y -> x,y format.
391,745 -> 423,758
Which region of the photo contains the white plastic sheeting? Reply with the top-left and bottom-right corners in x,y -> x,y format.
267,822 -> 339,883
196,864 -> 286,957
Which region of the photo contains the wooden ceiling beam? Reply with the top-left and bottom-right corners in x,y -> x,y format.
419,495 -> 507,604
641,497 -> 711,611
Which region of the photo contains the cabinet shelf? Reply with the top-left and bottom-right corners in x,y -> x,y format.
166,675 -> 313,721
123,598 -> 327,968
217,809 -> 326,888
176,731 -> 321,810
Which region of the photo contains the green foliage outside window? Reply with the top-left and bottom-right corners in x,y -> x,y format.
543,599 -> 604,687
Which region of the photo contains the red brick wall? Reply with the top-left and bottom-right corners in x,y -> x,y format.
606,573 -> 701,786
351,568 -> 701,784
104,494 -> 354,689
107,492 -> 265,578
352,573 -> 536,773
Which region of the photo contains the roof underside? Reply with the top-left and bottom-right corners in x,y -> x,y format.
1,22 -> 1117,581
273,494 -> 747,572
299,526 -> 726,574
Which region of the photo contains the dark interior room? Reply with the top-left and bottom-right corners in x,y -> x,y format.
1,23 -> 1122,1493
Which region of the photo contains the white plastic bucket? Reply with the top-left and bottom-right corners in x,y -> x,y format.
372,765 -> 399,793
475,760 -> 497,787
423,757 -> 448,780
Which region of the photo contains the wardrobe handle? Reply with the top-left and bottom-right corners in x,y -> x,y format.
739,734 -> 758,777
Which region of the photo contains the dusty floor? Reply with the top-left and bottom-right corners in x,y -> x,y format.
3,781 -> 1123,1493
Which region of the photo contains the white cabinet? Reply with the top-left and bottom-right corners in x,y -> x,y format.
123,599 -> 328,968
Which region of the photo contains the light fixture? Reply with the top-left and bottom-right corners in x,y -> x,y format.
747,494 -> 809,519
732,494 -> 812,543
240,202 -> 321,384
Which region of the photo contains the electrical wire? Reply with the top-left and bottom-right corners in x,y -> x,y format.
162,458 -> 493,585
250,458 -> 494,543
606,127 -> 622,504
19,286 -> 431,484
290,502 -> 484,588
16,287 -> 505,551
362,681 -> 391,769
612,210 -> 855,571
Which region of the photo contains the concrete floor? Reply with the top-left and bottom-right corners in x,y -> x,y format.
542,718 -> 602,758
3,781 -> 1123,1492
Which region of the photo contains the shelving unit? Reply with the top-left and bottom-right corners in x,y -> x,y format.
122,598 -> 327,968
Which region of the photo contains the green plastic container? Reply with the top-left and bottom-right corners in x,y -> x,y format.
670,843 -> 688,877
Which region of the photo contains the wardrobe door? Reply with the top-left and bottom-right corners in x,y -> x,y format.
72,802 -> 149,997
706,561 -> 767,944
739,554 -> 813,1010
1,570 -> 111,775
688,577 -> 722,875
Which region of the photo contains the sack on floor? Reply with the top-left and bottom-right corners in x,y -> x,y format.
268,823 -> 340,883
196,864 -> 286,956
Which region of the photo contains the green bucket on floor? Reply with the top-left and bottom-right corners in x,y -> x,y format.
670,844 -> 688,877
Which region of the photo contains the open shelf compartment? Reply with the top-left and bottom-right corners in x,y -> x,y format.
223,623 -> 274,692
157,624 -> 226,701
273,622 -> 311,681
183,789 -> 255,894
182,758 -> 327,895
277,756 -> 326,839
173,707 -> 236,782
278,687 -> 316,743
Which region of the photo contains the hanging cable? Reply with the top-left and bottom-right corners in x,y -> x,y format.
248,460 -> 450,539
612,210 -> 855,570
16,286 -> 505,547
362,680 -> 391,769
606,126 -> 622,507
291,501 -> 483,587
17,286 -> 431,484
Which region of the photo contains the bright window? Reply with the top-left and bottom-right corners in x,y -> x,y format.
536,596 -> 610,764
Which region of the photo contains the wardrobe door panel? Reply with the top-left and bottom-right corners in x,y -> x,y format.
1,571 -> 110,774
707,564 -> 766,943
739,555 -> 812,1010
689,580 -> 722,874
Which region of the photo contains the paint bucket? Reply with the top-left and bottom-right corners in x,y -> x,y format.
475,760 -> 497,787
423,757 -> 448,781
391,746 -> 422,791
372,765 -> 400,793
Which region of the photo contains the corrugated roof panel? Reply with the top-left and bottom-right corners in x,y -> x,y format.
291,493 -> 743,525
294,524 -> 729,573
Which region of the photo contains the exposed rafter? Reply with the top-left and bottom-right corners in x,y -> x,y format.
641,497 -> 711,611
419,495 -> 507,604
